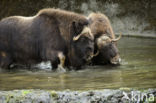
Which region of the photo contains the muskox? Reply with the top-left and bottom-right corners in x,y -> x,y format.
0,8 -> 94,70
66,27 -> 94,69
88,13 -> 121,65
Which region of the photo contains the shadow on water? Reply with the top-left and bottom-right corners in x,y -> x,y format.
0,37 -> 156,91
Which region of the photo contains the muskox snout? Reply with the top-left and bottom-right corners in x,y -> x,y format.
82,47 -> 93,61
110,55 -> 121,65
85,55 -> 92,61
85,49 -> 94,61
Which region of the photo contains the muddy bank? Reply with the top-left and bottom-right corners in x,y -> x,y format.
0,89 -> 155,103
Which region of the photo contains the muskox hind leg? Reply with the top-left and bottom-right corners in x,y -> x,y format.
0,51 -> 13,69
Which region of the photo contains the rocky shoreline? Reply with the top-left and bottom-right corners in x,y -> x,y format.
0,88 -> 155,103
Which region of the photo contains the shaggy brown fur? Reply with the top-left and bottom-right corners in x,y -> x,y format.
88,13 -> 115,39
0,8 -> 94,69
66,27 -> 94,69
88,13 -> 121,65
37,8 -> 89,42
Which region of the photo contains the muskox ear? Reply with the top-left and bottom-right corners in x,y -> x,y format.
72,21 -> 78,37
72,21 -> 85,36
70,21 -> 80,42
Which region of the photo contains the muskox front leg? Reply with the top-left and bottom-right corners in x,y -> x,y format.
57,52 -> 66,72
45,50 -> 66,72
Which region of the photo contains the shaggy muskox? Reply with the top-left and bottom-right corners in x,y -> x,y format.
0,8 -> 94,70
88,13 -> 121,65
66,27 -> 94,69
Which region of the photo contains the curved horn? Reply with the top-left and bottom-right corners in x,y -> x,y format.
73,34 -> 81,41
111,33 -> 122,42
91,50 -> 99,58
73,26 -> 92,41
93,50 -> 99,57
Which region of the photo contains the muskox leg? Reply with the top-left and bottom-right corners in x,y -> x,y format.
45,50 -> 66,72
0,51 -> 13,69
57,52 -> 66,72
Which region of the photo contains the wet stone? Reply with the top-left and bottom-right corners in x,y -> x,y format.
0,89 -> 156,103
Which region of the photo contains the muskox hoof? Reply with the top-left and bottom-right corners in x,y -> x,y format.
56,65 -> 66,73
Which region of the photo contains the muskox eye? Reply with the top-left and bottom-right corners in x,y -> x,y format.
86,47 -> 92,51
109,43 -> 113,48
80,37 -> 86,42
98,19 -> 103,22
111,41 -> 114,44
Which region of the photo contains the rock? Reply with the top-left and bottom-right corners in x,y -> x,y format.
0,89 -> 155,103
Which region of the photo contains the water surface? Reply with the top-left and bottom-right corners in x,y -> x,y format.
0,37 -> 156,91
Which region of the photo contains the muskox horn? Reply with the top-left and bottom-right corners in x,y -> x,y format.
111,33 -> 122,42
90,50 -> 99,58
93,50 -> 99,57
73,34 -> 81,41
73,27 -> 92,41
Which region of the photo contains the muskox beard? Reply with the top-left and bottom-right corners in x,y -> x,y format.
66,48 -> 86,70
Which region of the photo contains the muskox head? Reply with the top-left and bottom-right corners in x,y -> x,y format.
95,34 -> 121,65
88,13 -> 121,65
67,26 -> 94,69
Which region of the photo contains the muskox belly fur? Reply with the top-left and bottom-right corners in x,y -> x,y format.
0,8 -> 92,69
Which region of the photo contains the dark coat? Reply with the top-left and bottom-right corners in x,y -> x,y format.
0,8 -> 93,69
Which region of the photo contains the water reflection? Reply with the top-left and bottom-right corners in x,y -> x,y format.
0,37 -> 156,90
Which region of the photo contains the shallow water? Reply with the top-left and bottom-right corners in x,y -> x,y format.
0,37 -> 156,91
